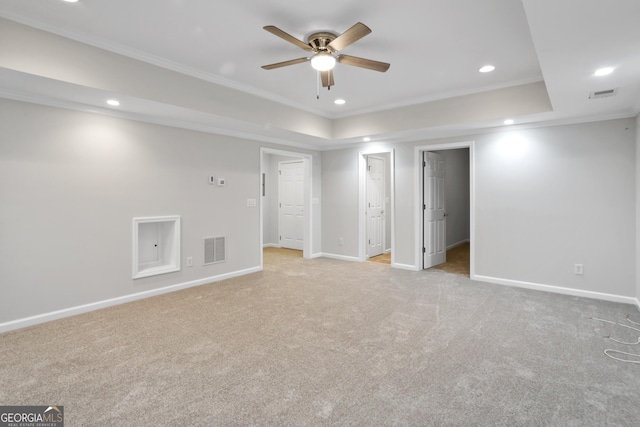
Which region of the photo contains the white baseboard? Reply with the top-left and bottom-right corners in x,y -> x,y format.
473,274 -> 639,306
319,253 -> 419,271
307,252 -> 324,259
635,298 -> 640,312
392,262 -> 420,271
262,243 -> 280,248
319,253 -> 362,263
0,266 -> 262,334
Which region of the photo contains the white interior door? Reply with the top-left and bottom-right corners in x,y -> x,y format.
278,160 -> 304,250
423,151 -> 446,268
366,155 -> 385,258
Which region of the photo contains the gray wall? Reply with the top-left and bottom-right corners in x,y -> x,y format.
1,97 -> 637,328
637,113 -> 640,305
0,99 -> 319,326
322,118 -> 637,299
433,149 -> 470,248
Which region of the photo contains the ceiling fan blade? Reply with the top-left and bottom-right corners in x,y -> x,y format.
321,69 -> 335,88
261,57 -> 309,70
337,54 -> 390,72
263,26 -> 313,51
327,22 -> 371,52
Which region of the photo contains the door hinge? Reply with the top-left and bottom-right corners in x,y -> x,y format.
279,170 -> 282,175
423,204 -> 426,210
279,236 -> 282,241
423,161 -> 426,167
368,165 -> 372,171
423,247 -> 426,253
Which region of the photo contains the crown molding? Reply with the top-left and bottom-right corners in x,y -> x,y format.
335,77 -> 546,118
0,88 -> 324,151
0,11 -> 333,119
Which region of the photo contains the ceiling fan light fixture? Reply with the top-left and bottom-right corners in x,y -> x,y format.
311,52 -> 336,71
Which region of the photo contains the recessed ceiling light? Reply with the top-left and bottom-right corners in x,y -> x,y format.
479,65 -> 495,73
363,137 -> 371,142
62,0 -> 79,3
504,119 -> 514,125
334,99 -> 346,105
106,99 -> 120,106
594,67 -> 614,76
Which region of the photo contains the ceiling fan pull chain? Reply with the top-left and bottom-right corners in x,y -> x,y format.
317,70 -> 320,99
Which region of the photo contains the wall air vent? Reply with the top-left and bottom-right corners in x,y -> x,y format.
589,88 -> 617,99
204,236 -> 226,264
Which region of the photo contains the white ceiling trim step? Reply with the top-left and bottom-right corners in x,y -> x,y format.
0,12 -> 331,119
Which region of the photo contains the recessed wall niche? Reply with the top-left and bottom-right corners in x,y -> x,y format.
132,216 -> 181,279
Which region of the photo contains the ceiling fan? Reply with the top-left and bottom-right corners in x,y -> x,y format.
261,22 -> 390,92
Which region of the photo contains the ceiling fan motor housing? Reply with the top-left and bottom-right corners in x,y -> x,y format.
308,32 -> 338,52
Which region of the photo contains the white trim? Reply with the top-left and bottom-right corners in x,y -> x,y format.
0,11 -> 330,119
473,275 -> 639,306
358,148 -> 395,263
392,263 -> 421,271
415,141 -> 475,273
2,87 -> 635,153
635,298 -> 640,312
0,266 -> 262,334
260,148 -> 314,268
338,78 -> 545,118
0,88 -> 324,151
318,253 -> 362,263
262,243 -> 280,248
132,215 -> 181,279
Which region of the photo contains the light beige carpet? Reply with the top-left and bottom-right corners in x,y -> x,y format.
1,249 -> 639,425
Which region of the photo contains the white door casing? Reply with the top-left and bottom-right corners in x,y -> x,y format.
423,151 -> 446,268
279,160 -> 304,250
366,155 -> 385,258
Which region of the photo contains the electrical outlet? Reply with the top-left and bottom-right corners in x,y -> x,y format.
339,238 -> 344,246
187,256 -> 193,267
574,264 -> 583,275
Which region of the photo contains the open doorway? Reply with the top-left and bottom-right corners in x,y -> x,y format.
260,148 -> 313,267
359,149 -> 395,265
415,142 -> 474,277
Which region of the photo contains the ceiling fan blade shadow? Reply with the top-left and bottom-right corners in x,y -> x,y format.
328,22 -> 371,52
262,57 -> 309,70
321,69 -> 335,88
337,54 -> 390,72
263,26 -> 313,51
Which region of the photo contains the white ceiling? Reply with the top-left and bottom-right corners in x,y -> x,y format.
0,0 -> 639,148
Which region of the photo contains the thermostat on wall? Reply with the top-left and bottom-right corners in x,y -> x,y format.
208,175 -> 216,185
217,178 -> 226,187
